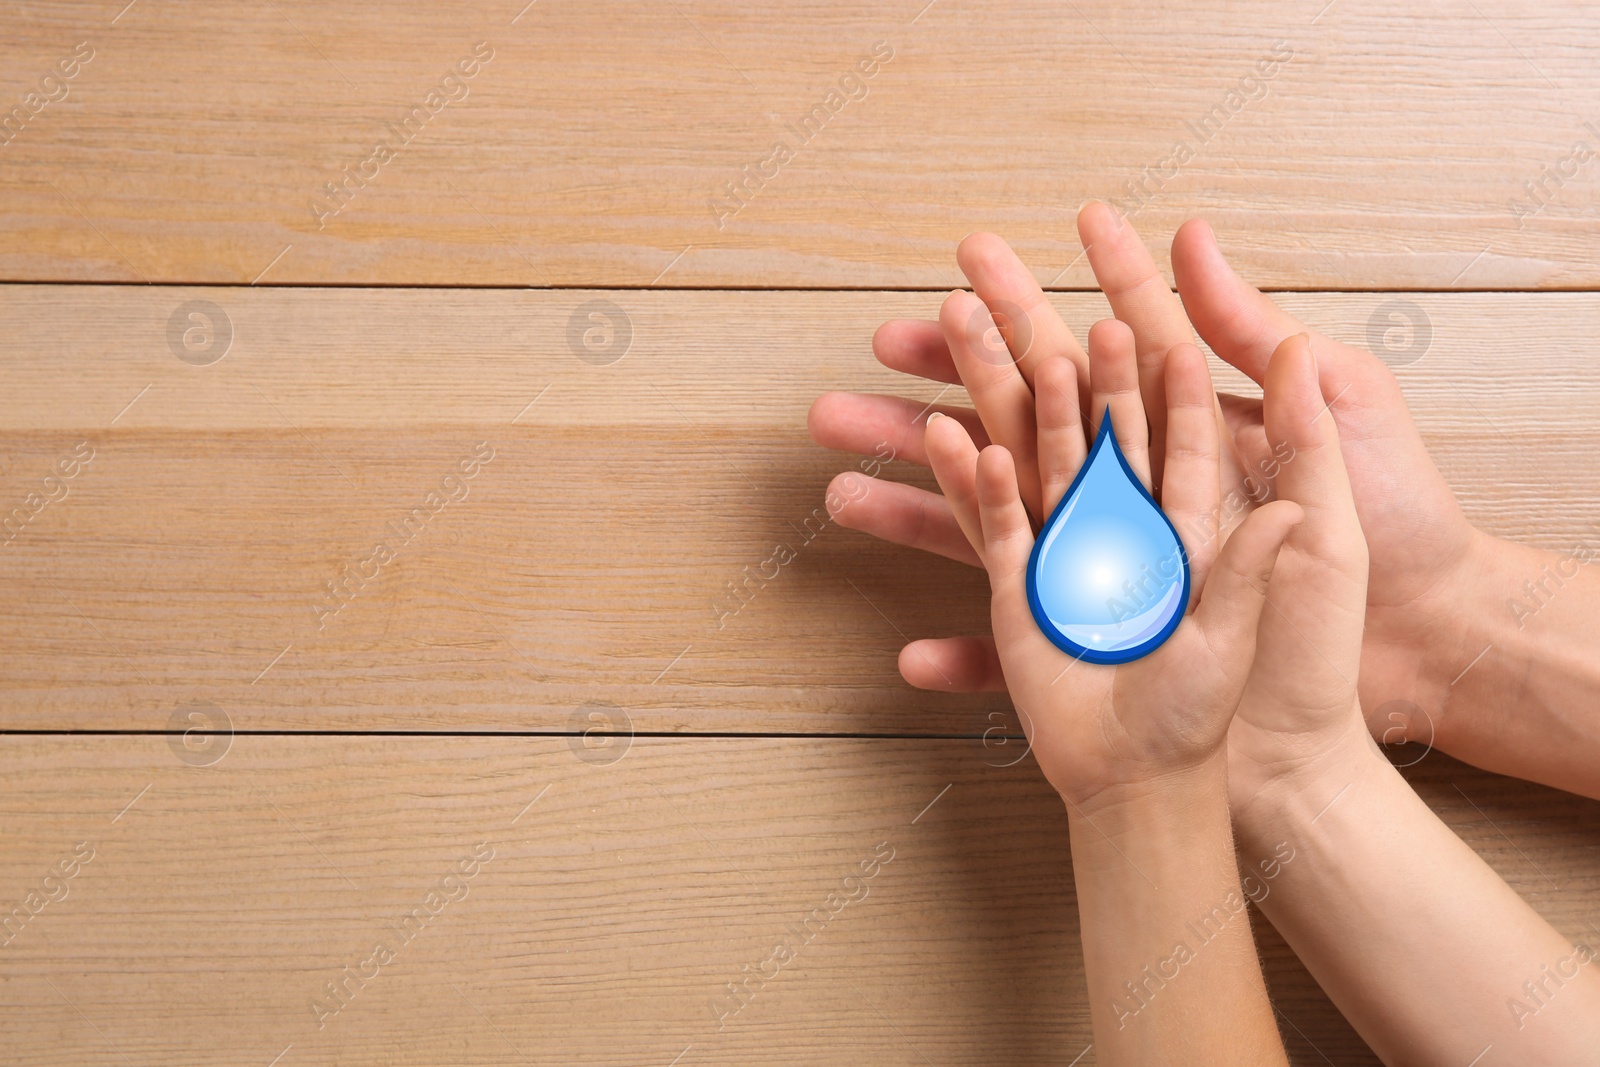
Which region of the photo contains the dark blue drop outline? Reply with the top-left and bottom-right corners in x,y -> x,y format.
1024,412 -> 1192,666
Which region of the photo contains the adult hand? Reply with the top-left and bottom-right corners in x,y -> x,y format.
1169,219 -> 1480,740
810,208 -> 1482,746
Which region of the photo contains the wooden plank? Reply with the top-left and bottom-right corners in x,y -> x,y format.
1,2 -> 1598,288
2,287 -> 1597,732
1,735 -> 1594,1065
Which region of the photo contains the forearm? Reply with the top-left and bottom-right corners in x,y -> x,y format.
1420,530 -> 1600,799
1236,730 -> 1600,1065
1068,757 -> 1286,1067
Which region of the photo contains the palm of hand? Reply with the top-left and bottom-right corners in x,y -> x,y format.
998,607 -> 1244,808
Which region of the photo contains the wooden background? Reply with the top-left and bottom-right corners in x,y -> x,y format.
3,2 -> 1599,1064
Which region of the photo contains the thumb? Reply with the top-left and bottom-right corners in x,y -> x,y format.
1172,218 -> 1319,385
1192,499 -> 1302,653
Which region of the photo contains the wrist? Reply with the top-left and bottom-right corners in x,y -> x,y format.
1357,526 -> 1519,747
1066,750 -> 1283,1064
1064,750 -> 1231,818
1402,527 -> 1556,743
1064,752 -> 1234,872
1230,719 -> 1385,852
1430,528 -> 1517,733
1410,528 -> 1600,795
1365,523 -> 1485,725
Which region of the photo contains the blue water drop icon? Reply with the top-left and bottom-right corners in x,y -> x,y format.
1026,413 -> 1191,665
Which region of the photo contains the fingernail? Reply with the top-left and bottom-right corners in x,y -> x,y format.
926,411 -> 946,422
1308,350 -> 1320,380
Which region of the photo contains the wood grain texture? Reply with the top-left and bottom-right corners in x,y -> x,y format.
5,4 -> 1598,1063
0,735 -> 1594,1066
1,1 -> 1598,287
2,287 -> 1597,732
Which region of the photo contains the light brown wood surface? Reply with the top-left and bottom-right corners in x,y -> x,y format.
1,735 -> 1595,1066
6,4 -> 1600,1064
2,287 -> 1597,733
2,1 -> 1599,288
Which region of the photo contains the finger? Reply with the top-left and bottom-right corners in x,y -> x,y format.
1173,218 -> 1334,383
1035,355 -> 1089,515
898,636 -> 1008,692
808,391 -> 991,467
874,319 -> 963,385
1192,499 -> 1302,655
1218,392 -> 1268,458
1262,335 -> 1363,559
923,412 -> 987,560
1087,318 -> 1152,489
974,446 -> 1035,587
974,447 -> 1051,662
1158,343 -> 1223,596
1173,219 -> 1391,499
940,290 -> 1045,518
1217,392 -> 1278,504
956,232 -> 1091,396
1077,201 -> 1194,483
824,472 -> 982,568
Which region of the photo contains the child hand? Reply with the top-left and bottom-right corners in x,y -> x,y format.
921,303 -> 1301,810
